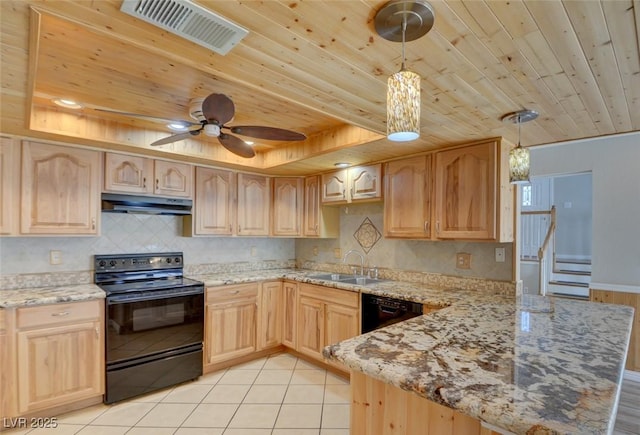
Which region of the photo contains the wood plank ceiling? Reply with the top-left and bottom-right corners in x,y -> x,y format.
1,0 -> 639,174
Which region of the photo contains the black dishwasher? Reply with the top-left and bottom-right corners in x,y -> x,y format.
361,293 -> 423,333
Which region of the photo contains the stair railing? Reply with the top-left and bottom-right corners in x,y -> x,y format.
536,206 -> 556,296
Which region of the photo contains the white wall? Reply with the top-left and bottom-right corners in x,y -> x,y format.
530,132 -> 640,288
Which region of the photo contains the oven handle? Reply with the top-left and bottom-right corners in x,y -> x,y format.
107,288 -> 204,305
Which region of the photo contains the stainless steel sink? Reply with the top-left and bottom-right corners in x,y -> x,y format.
308,273 -> 352,281
339,277 -> 387,285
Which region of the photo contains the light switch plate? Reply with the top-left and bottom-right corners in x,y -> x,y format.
49,250 -> 63,265
456,252 -> 471,269
495,247 -> 506,262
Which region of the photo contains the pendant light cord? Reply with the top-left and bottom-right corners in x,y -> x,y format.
401,13 -> 407,70
517,114 -> 522,147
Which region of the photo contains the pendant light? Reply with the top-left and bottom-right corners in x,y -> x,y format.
375,1 -> 435,142
501,109 -> 539,184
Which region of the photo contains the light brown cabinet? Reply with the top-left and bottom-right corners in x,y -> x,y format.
205,284 -> 259,368
384,155 -> 432,238
0,137 -> 19,235
258,281 -> 282,350
272,177 -> 303,237
104,153 -> 193,198
190,166 -> 236,236
14,300 -> 104,415
282,281 -> 298,349
321,164 -> 382,204
434,139 -> 513,241
21,141 -> 101,235
303,176 -> 339,238
296,284 -> 359,366
384,140 -> 513,242
237,173 -> 271,236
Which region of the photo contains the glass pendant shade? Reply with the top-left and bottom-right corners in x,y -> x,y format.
509,144 -> 530,184
387,69 -> 421,142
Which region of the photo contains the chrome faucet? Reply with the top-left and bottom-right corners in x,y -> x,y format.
343,249 -> 365,276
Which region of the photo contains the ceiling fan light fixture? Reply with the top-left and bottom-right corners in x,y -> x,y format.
501,109 -> 539,184
167,122 -> 190,132
375,0 -> 434,142
203,123 -> 221,137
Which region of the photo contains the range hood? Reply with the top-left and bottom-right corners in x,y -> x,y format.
101,193 -> 192,215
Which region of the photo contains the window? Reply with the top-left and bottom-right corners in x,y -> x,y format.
522,185 -> 532,207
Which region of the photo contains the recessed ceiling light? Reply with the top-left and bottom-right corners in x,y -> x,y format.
334,162 -> 351,168
167,122 -> 190,132
52,98 -> 82,109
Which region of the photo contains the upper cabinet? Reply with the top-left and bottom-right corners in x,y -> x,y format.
190,166 -> 236,236
383,139 -> 513,242
104,153 -> 192,198
433,139 -> 513,241
272,177 -> 303,237
237,173 -> 271,236
384,155 -> 432,238
21,141 -> 101,235
0,137 -> 19,235
303,176 -> 339,238
321,164 -> 382,204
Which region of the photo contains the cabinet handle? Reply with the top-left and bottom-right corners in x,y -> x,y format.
350,187 -> 353,198
436,221 -> 440,234
51,311 -> 70,317
238,225 -> 242,233
91,218 -> 96,230
156,179 -> 159,189
424,221 -> 430,233
143,177 -> 146,188
95,327 -> 100,339
342,189 -> 346,198
230,290 -> 240,295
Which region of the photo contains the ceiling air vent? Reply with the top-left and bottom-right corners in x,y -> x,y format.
120,0 -> 248,55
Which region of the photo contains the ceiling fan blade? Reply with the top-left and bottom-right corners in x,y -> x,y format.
218,133 -> 256,158
94,108 -> 197,126
150,130 -> 200,146
228,126 -> 307,141
202,93 -> 235,125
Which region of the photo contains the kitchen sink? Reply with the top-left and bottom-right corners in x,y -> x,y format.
339,277 -> 387,285
308,273 -> 352,281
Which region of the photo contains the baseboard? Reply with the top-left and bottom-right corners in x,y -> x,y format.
624,370 -> 640,382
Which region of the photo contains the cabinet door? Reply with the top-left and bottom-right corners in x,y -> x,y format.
21,142 -> 100,235
282,281 -> 298,349
272,177 -> 302,236
258,282 -> 282,350
434,142 -> 496,239
349,164 -> 382,201
103,153 -> 153,194
154,160 -> 193,198
384,155 -> 432,238
237,173 -> 271,236
297,296 -> 324,360
0,138 -> 18,235
205,294 -> 257,365
303,176 -> 321,237
325,303 -> 360,347
17,320 -> 103,413
193,167 -> 236,235
321,169 -> 348,203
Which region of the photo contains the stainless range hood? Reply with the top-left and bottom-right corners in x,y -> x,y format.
101,193 -> 192,215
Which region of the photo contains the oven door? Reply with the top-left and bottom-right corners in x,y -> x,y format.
106,288 -> 204,364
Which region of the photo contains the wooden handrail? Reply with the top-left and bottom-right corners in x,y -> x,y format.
522,209 -> 553,215
537,206 -> 556,261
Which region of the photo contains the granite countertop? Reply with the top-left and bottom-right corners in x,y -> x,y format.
323,294 -> 635,435
0,284 -> 105,308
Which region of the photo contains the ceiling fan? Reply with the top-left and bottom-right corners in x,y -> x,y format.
97,93 -> 307,158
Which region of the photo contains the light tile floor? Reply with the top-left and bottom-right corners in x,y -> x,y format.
7,353 -> 349,435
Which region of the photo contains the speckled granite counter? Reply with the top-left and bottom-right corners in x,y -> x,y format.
324,294 -> 635,435
0,284 -> 105,307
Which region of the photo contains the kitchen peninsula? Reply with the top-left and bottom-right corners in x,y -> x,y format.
324,294 -> 634,435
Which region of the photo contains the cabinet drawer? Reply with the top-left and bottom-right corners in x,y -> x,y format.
207,284 -> 259,304
17,300 -> 101,329
299,284 -> 359,308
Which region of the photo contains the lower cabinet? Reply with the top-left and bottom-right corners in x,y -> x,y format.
282,281 -> 298,349
258,281 -> 283,350
205,283 -> 259,368
296,284 -> 360,368
13,300 -> 104,415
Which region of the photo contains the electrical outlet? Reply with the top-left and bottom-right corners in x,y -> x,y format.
456,252 -> 471,269
312,246 -> 319,256
49,250 -> 63,265
334,248 -> 342,259
495,247 -> 506,262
